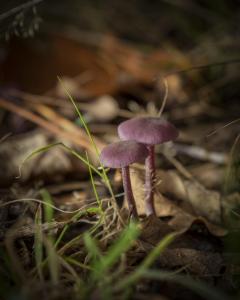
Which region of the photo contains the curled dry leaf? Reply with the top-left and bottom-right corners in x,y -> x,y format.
130,165 -> 227,236
133,215 -> 223,278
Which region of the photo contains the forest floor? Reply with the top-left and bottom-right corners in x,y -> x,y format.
0,20 -> 240,300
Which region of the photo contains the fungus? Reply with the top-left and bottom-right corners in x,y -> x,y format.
118,117 -> 179,216
100,140 -> 148,219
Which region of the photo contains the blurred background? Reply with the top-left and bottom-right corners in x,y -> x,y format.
0,0 -> 239,93
0,0 -> 239,186
0,0 -> 240,187
0,1 -> 240,299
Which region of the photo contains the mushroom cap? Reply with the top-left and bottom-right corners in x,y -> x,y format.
100,140 -> 148,168
118,117 -> 179,145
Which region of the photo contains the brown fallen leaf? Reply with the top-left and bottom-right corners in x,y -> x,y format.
189,163 -> 224,189
159,247 -> 223,276
129,215 -> 223,278
168,211 -> 227,237
184,180 -> 221,223
139,215 -> 174,246
130,165 -> 227,236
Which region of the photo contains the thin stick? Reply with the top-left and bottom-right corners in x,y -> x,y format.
0,0 -> 44,21
206,118 -> 240,138
161,58 -> 240,78
0,133 -> 11,143
157,77 -> 169,117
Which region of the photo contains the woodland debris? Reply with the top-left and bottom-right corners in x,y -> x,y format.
0,130 -> 82,185
130,166 -> 227,236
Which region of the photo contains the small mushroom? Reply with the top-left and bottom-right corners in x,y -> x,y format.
100,140 -> 148,219
118,117 -> 179,216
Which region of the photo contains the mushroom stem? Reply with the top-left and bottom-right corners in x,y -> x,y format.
122,166 -> 138,219
145,145 -> 156,216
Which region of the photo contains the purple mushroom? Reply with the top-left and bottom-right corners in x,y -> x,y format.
100,140 -> 148,219
118,117 -> 179,216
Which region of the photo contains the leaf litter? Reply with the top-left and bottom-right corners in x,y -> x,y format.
0,31 -> 239,300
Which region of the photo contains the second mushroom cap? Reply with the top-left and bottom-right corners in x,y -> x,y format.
118,117 -> 179,145
100,140 -> 148,168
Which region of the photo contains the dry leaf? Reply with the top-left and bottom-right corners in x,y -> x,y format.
184,180 -> 221,223
139,215 -> 174,246
189,163 -> 224,189
159,248 -> 223,276
129,166 -> 227,236
0,130 -> 86,185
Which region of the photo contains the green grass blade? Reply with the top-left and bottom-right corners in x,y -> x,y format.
56,80 -> 123,222
85,151 -> 102,212
40,189 -> 54,223
93,222 -> 140,278
57,214 -> 102,256
116,232 -> 177,290
34,206 -> 43,281
83,233 -> 102,263
70,206 -> 101,223
65,256 -> 92,271
44,236 -> 59,285
54,224 -> 69,249
57,76 -> 100,157
138,232 -> 177,270
18,142 -> 103,179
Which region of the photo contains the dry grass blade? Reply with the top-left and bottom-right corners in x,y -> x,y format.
0,97 -> 103,151
157,77 -> 169,117
27,101 -> 105,149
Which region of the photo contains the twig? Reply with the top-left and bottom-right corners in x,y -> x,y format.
10,89 -> 70,108
161,58 -> 240,78
162,149 -> 193,180
0,0 -> 44,21
0,133 -> 11,143
157,77 -> 169,117
207,118 -> 240,138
